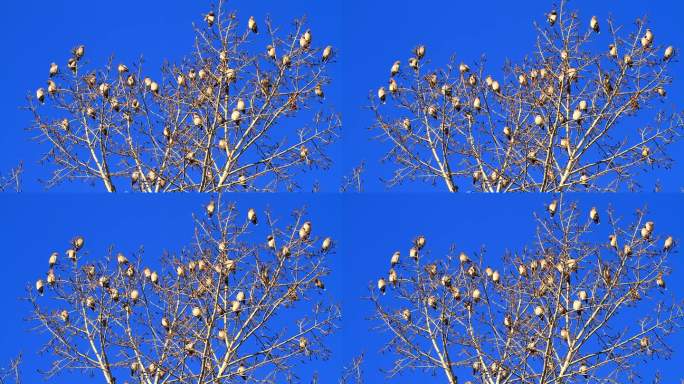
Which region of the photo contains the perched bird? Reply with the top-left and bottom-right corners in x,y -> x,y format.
315,83 -> 324,98
36,88 -> 46,103
73,236 -> 85,251
206,200 -> 216,217
48,252 -> 58,267
547,10 -> 557,26
205,11 -> 215,27
623,55 -> 633,67
578,290 -> 588,302
231,109 -> 241,124
236,291 -> 246,303
378,87 -> 386,102
300,30 -> 311,49
472,289 -> 481,302
237,364 -> 247,380
473,97 -> 481,110
572,109 -> 582,122
315,278 -> 325,290
390,60 -> 400,77
322,45 -> 333,62
402,308 -> 411,322
388,268 -> 398,286
247,208 -> 257,224
441,275 -> 452,288
415,45 -> 426,59
656,272 -> 665,288
378,278 -> 386,294
231,300 -> 241,313
49,62 -> 59,77
535,114 -> 545,127
409,247 -> 419,261
389,78 -> 398,94
663,236 -> 674,251
74,45 -> 85,59
609,44 -> 618,58
299,221 -> 312,240
590,16 -> 599,33
321,237 -> 332,252
459,63 -> 470,74
192,306 -> 202,318
572,299 -> 582,314
534,305 -> 544,317
36,279 -> 44,294
267,45 -> 276,60
390,251 -> 400,266
427,295 -> 437,309
664,45 -> 675,61
415,235 -> 426,250
609,234 -> 618,249
130,289 -> 140,303
589,207 -> 599,223
579,364 -> 588,378
459,252 -> 470,264
248,16 -> 258,33
86,296 -> 96,310
548,200 -> 558,216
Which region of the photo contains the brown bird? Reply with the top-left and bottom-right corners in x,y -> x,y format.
377,278 -> 386,294
589,207 -> 599,223
547,10 -> 557,26
390,251 -> 400,266
590,16 -> 599,33
664,46 -> 675,61
390,60 -> 400,77
49,62 -> 59,77
205,11 -> 215,27
321,237 -> 333,252
247,208 -> 257,224
547,200 -> 558,216
248,16 -> 258,33
322,45 -> 333,62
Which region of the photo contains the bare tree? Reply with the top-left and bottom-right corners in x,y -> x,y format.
27,0 -> 339,192
339,161 -> 366,193
370,1 -> 682,192
339,353 -> 364,384
0,162 -> 23,192
370,198 -> 682,383
28,198 -> 340,383
0,354 -> 22,384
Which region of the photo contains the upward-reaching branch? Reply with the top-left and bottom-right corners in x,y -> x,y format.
370,198 -> 682,383
28,0 -> 340,192
28,198 -> 340,383
371,1 -> 681,192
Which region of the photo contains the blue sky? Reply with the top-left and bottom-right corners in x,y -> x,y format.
340,0 -> 684,192
2,0 -> 683,192
1,193 -> 683,382
0,0 -> 343,192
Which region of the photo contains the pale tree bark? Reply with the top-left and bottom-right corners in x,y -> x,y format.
371,0 -> 682,192
371,197 -> 682,383
28,0 -> 339,192
28,197 -> 340,383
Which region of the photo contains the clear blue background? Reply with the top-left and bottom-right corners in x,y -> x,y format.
0,0 -> 343,192
2,0 -> 683,192
1,193 -> 683,382
339,0 -> 684,192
